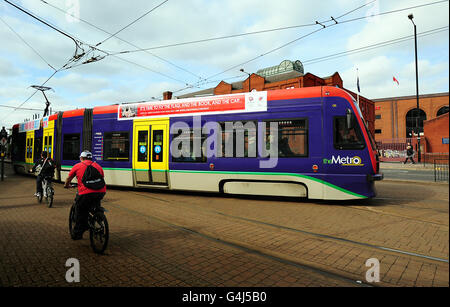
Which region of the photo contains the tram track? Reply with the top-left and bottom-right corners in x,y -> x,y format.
125,190 -> 449,264
107,201 -> 372,287
214,211 -> 448,264
346,205 -> 448,227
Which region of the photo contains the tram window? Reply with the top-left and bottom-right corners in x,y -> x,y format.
219,121 -> 257,158
62,134 -> 80,160
28,139 -> 33,158
172,129 -> 207,163
152,130 -> 164,162
26,139 -> 30,158
48,136 -> 52,157
137,131 -> 148,162
265,119 -> 308,158
103,131 -> 130,161
333,116 -> 365,150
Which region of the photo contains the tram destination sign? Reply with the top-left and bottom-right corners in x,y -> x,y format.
118,92 -> 267,120
18,116 -> 50,133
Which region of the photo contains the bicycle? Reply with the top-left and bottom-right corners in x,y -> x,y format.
38,176 -> 54,208
67,184 -> 109,254
30,167 -> 54,208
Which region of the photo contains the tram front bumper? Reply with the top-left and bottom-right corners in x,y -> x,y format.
367,173 -> 384,182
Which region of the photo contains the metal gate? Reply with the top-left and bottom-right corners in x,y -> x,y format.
434,159 -> 449,182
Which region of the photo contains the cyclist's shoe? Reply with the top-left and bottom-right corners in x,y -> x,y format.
34,192 -> 41,197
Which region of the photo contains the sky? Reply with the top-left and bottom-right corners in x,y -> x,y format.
0,0 -> 449,129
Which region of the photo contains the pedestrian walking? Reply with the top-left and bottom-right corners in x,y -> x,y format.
403,142 -> 415,164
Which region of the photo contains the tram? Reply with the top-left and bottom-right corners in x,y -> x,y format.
10,86 -> 382,200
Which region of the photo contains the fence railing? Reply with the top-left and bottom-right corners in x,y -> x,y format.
376,138 -> 416,162
434,159 -> 449,182
424,153 -> 449,164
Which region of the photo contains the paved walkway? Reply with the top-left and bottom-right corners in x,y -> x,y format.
0,164 -> 448,287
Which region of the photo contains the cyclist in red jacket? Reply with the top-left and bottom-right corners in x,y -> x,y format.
64,150 -> 106,240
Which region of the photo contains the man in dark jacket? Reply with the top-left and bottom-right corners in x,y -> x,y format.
403,142 -> 416,164
30,151 -> 56,197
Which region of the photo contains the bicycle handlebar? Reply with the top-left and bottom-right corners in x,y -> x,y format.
64,183 -> 78,189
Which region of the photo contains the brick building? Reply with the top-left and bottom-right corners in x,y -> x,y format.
423,112 -> 449,154
170,60 -> 376,135
373,92 -> 449,161
373,92 -> 449,141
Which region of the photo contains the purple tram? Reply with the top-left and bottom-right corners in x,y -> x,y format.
11,86 -> 382,200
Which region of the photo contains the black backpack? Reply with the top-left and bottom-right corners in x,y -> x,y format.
82,162 -> 105,190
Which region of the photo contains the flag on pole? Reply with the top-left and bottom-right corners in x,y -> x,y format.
393,76 -> 399,85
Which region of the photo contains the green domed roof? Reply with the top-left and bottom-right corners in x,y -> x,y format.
256,60 -> 304,77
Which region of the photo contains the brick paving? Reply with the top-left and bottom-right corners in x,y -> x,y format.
0,164 -> 448,287
0,166 -> 356,287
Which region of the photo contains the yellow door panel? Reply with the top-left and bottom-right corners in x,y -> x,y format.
132,118 -> 169,185
26,131 -> 35,164
43,120 -> 55,159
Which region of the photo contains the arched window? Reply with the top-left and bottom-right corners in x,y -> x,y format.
437,106 -> 449,117
405,108 -> 426,138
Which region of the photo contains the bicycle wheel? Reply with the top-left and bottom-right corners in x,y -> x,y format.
89,213 -> 109,254
46,187 -> 53,208
68,204 -> 76,239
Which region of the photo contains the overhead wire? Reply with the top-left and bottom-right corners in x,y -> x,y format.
2,0 -> 448,120
197,0 -> 450,87
0,104 -> 44,111
104,1 -> 378,56
95,0 -> 169,47
303,26 -> 449,65
335,0 -> 377,19
109,22 -> 319,55
3,0 -> 86,59
1,0 -> 176,121
106,0 -> 448,55
122,0 -> 450,97
0,0 -> 107,121
0,15 -> 56,71
39,0 -> 203,80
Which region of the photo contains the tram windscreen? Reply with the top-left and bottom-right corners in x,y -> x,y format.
334,116 -> 365,150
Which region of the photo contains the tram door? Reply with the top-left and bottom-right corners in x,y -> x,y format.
25,131 -> 34,165
133,119 -> 169,186
42,120 -> 55,159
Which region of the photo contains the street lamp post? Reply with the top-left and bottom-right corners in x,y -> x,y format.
240,68 -> 251,92
408,13 -> 421,163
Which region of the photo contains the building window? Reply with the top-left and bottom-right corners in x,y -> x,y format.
437,106 -> 449,117
375,129 -> 382,134
405,108 -> 426,138
334,116 -> 365,150
63,134 -> 80,160
375,114 -> 382,119
103,132 -> 129,161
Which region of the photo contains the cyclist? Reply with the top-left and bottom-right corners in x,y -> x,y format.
64,150 -> 106,240
30,151 -> 55,198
